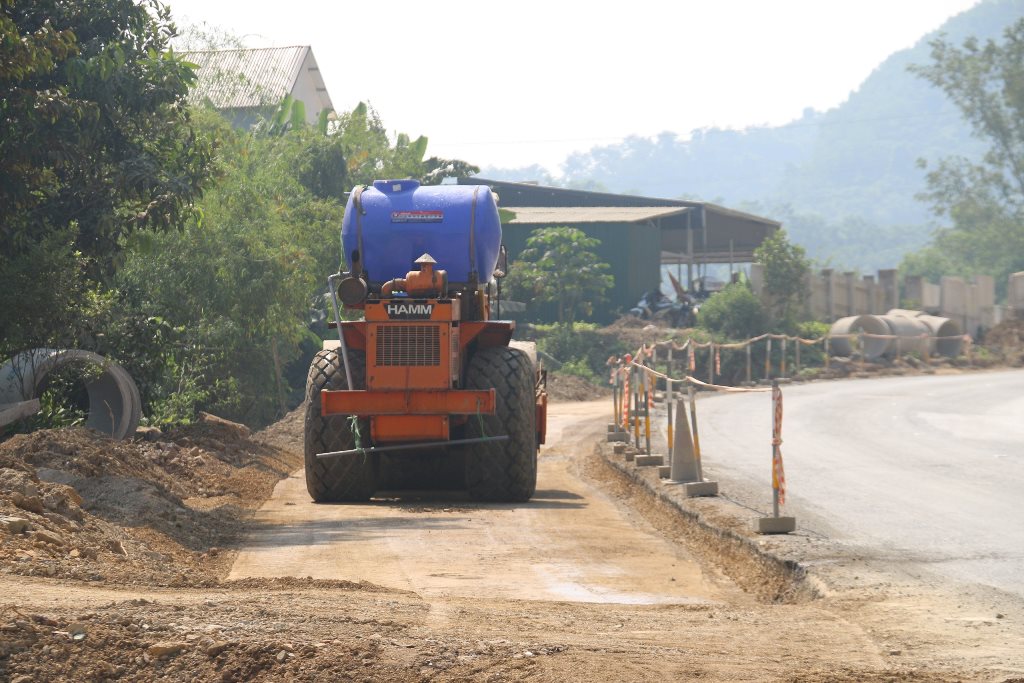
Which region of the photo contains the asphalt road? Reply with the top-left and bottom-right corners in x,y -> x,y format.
695,369 -> 1024,597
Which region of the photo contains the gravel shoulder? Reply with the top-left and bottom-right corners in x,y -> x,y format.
1,398 -> 1022,681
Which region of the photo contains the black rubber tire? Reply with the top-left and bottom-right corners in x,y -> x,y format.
463,346 -> 538,502
304,349 -> 376,502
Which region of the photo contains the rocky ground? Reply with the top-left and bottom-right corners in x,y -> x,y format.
1,334 -> 1023,681
0,411 -> 301,588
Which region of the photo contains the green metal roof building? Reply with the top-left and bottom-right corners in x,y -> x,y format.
457,178 -> 781,322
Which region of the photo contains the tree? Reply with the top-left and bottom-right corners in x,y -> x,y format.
420,157 -> 480,185
0,0 -> 213,267
753,229 -> 811,328
509,227 -> 614,329
117,108 -> 340,425
905,18 -> 1024,297
0,0 -> 213,357
333,102 -> 428,186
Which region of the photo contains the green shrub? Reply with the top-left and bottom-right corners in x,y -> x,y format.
559,358 -> 598,383
697,283 -> 768,340
536,324 -> 627,380
796,320 -> 830,339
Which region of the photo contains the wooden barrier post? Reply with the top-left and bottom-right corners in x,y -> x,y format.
643,369 -> 652,455
764,337 -> 772,380
745,343 -> 752,384
707,344 -> 715,385
612,364 -> 619,428
780,337 -> 788,378
757,380 -> 795,534
622,354 -> 632,431
666,379 -> 674,461
632,366 -> 641,449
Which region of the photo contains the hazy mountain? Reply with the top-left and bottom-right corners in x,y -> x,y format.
480,0 -> 1024,271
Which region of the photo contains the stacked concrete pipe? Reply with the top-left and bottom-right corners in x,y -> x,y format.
887,309 -> 963,357
880,313 -> 931,356
828,315 -> 892,359
828,311 -> 964,359
0,349 -> 141,438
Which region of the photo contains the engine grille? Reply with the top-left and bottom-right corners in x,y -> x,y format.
375,325 -> 441,366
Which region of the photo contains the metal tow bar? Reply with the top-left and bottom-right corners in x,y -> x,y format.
316,435 -> 509,460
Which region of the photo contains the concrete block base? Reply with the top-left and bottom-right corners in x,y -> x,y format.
755,516 -> 796,534
607,431 -> 629,442
624,450 -> 635,462
657,465 -> 671,479
613,443 -> 626,454
664,480 -> 719,497
634,454 -> 664,467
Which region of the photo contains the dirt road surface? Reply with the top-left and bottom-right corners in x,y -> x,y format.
3,398 -> 1022,681
230,401 -> 715,605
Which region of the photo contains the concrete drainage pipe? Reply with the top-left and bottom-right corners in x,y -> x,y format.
886,309 -> 963,357
0,349 -> 141,439
828,315 -> 892,359
918,315 -> 963,357
878,315 -> 931,357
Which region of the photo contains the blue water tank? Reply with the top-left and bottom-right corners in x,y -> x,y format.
342,180 -> 502,285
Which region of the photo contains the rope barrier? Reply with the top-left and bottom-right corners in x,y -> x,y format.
615,327 -> 975,391
613,310 -> 970,526
637,330 -> 972,351
607,345 -> 790,532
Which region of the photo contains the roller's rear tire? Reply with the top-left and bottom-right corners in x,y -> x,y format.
464,346 -> 537,502
304,349 -> 376,502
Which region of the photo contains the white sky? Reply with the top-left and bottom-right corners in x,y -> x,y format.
167,0 -> 980,172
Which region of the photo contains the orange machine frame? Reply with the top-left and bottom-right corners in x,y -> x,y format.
322,298 -> 513,444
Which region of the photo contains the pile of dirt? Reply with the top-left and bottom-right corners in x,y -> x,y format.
602,316 -> 691,353
983,318 -> 1024,365
545,372 -> 610,402
0,413 -> 301,587
253,405 -> 305,453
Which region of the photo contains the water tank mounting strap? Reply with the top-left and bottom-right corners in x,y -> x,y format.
468,186 -> 480,279
352,184 -> 369,276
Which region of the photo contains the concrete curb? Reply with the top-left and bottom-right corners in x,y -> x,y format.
595,439 -> 823,603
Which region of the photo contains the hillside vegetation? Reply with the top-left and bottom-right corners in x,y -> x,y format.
482,0 -> 1024,272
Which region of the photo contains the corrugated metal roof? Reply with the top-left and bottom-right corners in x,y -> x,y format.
465,178 -> 783,228
503,206 -> 691,224
182,46 -> 310,109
